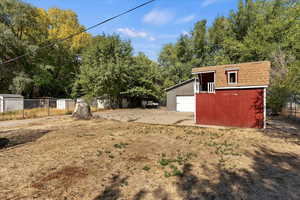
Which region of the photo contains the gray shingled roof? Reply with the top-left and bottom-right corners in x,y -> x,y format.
165,78 -> 195,92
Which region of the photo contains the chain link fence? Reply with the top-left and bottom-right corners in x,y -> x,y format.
0,98 -> 76,121
283,101 -> 300,119
280,95 -> 300,122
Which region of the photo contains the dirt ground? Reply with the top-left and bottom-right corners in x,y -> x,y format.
94,108 -> 195,126
0,113 -> 299,200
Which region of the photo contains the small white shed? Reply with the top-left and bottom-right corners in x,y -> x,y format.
0,94 -> 24,113
57,99 -> 76,110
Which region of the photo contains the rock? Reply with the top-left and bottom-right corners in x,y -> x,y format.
72,99 -> 92,119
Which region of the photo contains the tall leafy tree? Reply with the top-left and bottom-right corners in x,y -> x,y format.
0,0 -> 91,97
74,35 -> 163,106
192,20 -> 208,66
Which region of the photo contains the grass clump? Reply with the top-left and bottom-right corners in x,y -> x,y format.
142,165 -> 151,171
164,165 -> 183,177
159,152 -> 196,178
114,142 -> 129,149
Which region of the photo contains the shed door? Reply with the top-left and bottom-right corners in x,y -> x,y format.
176,96 -> 195,112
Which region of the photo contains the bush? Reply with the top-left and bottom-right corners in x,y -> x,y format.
267,84 -> 290,115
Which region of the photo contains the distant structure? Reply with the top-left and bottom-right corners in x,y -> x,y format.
165,78 -> 195,112
0,94 -> 24,113
57,99 -> 76,110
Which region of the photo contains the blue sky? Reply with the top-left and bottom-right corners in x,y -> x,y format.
24,0 -> 238,60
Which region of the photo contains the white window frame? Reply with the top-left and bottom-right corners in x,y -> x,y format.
228,71 -> 238,84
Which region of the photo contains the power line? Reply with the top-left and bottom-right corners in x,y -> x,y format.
1,0 -> 156,65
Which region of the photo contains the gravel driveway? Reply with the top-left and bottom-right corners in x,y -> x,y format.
94,108 -> 195,126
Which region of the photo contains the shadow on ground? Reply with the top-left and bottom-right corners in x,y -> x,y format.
113,146 -> 300,200
176,147 -> 300,199
94,176 -> 172,200
94,175 -> 128,200
0,129 -> 50,149
265,117 -> 300,145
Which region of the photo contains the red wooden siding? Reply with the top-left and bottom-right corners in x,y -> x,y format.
196,89 -> 264,128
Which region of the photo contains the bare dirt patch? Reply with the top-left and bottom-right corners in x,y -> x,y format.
0,117 -> 299,200
32,166 -> 88,190
94,108 -> 195,126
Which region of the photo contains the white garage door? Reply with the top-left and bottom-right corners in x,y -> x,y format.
176,96 -> 195,112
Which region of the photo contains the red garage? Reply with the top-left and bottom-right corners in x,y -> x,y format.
192,61 -> 271,129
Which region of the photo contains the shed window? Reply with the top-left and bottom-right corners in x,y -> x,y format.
228,71 -> 238,84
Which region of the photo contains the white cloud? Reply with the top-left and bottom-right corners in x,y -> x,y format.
117,28 -> 155,41
143,9 -> 174,25
177,15 -> 196,24
201,0 -> 220,7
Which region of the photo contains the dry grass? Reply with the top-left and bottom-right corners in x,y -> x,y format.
0,107 -> 103,121
0,108 -> 71,121
0,117 -> 299,200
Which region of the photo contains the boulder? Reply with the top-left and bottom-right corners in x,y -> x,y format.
72,99 -> 92,119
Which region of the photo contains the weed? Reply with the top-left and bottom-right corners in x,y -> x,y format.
142,165 -> 151,171
205,140 -> 241,157
214,140 -> 241,156
159,152 -> 196,167
114,142 -> 129,149
164,171 -> 172,178
159,152 -> 195,178
159,158 -> 174,166
164,165 -> 183,177
169,165 -> 183,176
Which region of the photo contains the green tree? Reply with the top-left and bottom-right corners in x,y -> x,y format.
122,52 -> 163,102
191,20 -> 208,66
75,35 -> 163,106
0,0 -> 91,97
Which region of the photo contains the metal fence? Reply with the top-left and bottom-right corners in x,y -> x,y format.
283,100 -> 300,120
0,98 -> 76,121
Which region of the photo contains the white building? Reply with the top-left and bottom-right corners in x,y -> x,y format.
0,94 -> 24,113
57,99 -> 76,110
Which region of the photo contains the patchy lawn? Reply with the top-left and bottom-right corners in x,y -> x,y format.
0,117 -> 299,200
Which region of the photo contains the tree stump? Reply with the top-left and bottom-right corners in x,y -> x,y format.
72,99 -> 92,119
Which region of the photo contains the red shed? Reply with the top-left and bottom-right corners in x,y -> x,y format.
192,61 -> 271,129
